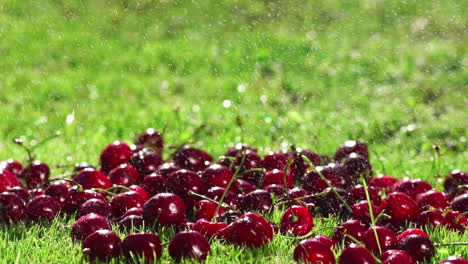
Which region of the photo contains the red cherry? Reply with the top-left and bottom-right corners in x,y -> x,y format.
155,162 -> 181,177
380,192 -> 418,221
128,185 -> 148,202
416,190 -> 448,210
349,184 -> 382,206
451,194 -> 468,213
108,164 -> 140,187
264,184 -> 285,197
369,174 -> 397,193
280,205 -> 314,236
0,169 -> 20,193
119,215 -> 144,231
67,188 -> 106,213
142,193 -> 185,225
362,226 -> 397,254
309,235 -> 336,248
72,213 -> 111,241
166,169 -> 206,203
342,153 -> 372,184
334,140 -> 369,162
415,210 -> 446,227
168,231 -> 211,261
239,190 -> 272,212
82,230 -> 121,262
173,146 -> 213,172
195,199 -> 226,221
100,141 -> 132,173
110,191 -> 145,217
192,218 -> 228,239
339,243 -> 376,264
135,128 -> 164,153
201,164 -> 233,188
231,179 -> 256,195
130,149 -> 164,176
352,200 -> 378,225
396,228 -> 428,242
5,186 -> 30,203
26,195 -> 61,222
73,168 -> 112,190
20,161 -> 50,188
440,256 -> 468,264
302,164 -> 346,193
393,178 -> 432,199
397,235 -> 434,262
218,210 -> 242,224
79,198 -> 113,219
0,192 -> 26,225
0,159 -> 23,177
444,169 -> 468,195
44,182 -> 72,205
142,173 -> 167,197
293,239 -> 335,264
262,152 -> 288,171
206,186 -> 238,208
289,148 -> 321,181
122,232 -> 162,262
262,169 -> 294,188
381,249 -> 415,264
445,211 -> 467,232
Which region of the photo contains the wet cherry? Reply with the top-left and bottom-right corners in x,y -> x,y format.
173,146 -> 213,172
26,195 -> 61,222
100,141 -> 133,173
280,205 -> 314,236
397,235 -> 435,262
293,239 -> 335,264
72,213 -> 111,242
122,232 -> 162,262
142,193 -> 185,225
168,231 -> 211,261
82,230 -> 122,262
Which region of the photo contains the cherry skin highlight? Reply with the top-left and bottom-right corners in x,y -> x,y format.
293,239 -> 335,264
280,205 -> 314,236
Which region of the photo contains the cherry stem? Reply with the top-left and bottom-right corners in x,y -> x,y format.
13,138 -> 34,163
282,226 -> 336,240
283,157 -> 294,201
301,154 -> 352,212
435,242 -> 468,247
361,177 -> 383,256
38,177 -> 81,191
236,116 -> 244,144
239,168 -> 265,175
455,211 -> 468,222
30,131 -> 61,151
188,191 -> 230,210
105,185 -> 132,193
213,151 -> 247,222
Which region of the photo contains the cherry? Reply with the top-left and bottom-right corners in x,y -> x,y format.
100,141 -> 133,173
338,243 -> 376,264
309,235 -> 336,248
72,213 -> 111,241
119,215 -> 144,231
195,199 -> 226,221
166,169 -> 206,203
293,239 -> 335,264
142,192 -> 185,225
216,212 -> 273,248
26,195 -> 61,222
79,198 -> 113,219
0,159 -> 23,177
397,235 -> 434,262
67,188 -> 106,213
393,178 -> 432,199
224,143 -> 257,158
451,194 -> 468,213
262,169 -> 294,188
416,190 -> 448,210
444,169 -> 468,194
415,210 -> 446,227
380,192 -> 418,221
155,162 -> 181,177
0,192 -> 26,225
239,190 -> 272,212
192,218 -> 228,239
142,173 -> 167,196
280,205 -> 314,236
5,186 -> 30,202
362,226 -> 397,254
316,187 -> 352,217
445,211 -> 467,232
73,162 -> 95,173
168,231 -> 211,261
288,148 -> 321,181
201,164 -> 233,188
122,232 -> 162,262
440,256 -> 468,264
231,179 -> 256,195
121,207 -> 142,218
110,191 -> 145,217
206,186 -> 238,208
396,228 -> 428,242
369,174 -> 397,193
352,200 -> 378,225
108,164 -> 140,187
0,169 -> 20,193
335,141 -> 369,161
44,182 -> 71,205
173,146 -> 213,172
342,153 -> 372,182
135,128 -> 164,153
82,230 -> 121,262
261,152 -> 288,171
73,168 -> 112,190
238,150 -> 263,185
381,249 -> 415,264
301,164 -> 346,193
333,220 -> 367,245
264,184 -> 285,197
218,210 -> 242,224
128,185 -> 149,202
349,184 -> 382,206
20,161 -> 50,188
130,148 -> 164,177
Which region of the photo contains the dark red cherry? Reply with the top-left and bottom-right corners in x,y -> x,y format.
216,212 -> 273,248
121,207 -> 142,218
293,239 -> 335,264
100,141 -> 132,173
201,164 -> 233,188
73,162 -> 95,173
218,210 -> 242,224
349,184 -> 382,206
333,220 -> 367,245
288,148 -> 321,181
108,164 -> 140,187
231,179 -> 256,195
130,149 -> 164,177
445,211 -> 468,231
309,235 -> 336,248
416,190 -> 448,210
110,191 -> 145,217
381,249 -> 415,264
451,194 -> 468,212
0,159 -> 23,177
206,186 -> 238,208
239,190 -> 272,212
142,173 -> 167,196
334,140 -> 369,162
301,164 -> 346,193
192,218 -> 228,239
20,161 -> 50,188
339,243 -> 376,264
262,152 -> 288,171
135,128 -> 164,153
264,184 -> 285,197
369,174 -> 397,193
142,193 -> 185,225
444,169 -> 468,194
393,178 -> 432,199
0,192 -> 26,224
122,232 -> 162,262
73,168 -> 112,190
26,195 -> 61,222
173,146 -> 213,172
0,169 -> 20,193
380,192 -> 418,221
195,199 -> 226,221
166,169 -> 206,202
363,226 -> 396,254
262,169 -> 294,188
316,187 -> 352,217
416,210 -> 446,227
396,228 -> 428,242
67,188 -> 106,213
155,162 -> 181,177
82,230 -> 121,262
119,215 -> 144,231
352,200 -> 378,225
439,256 -> 468,264
72,213 -> 111,241
128,185 -> 148,202
44,182 -> 71,205
168,231 -> 210,261
280,205 -> 314,236
79,198 -> 113,219
238,150 -> 263,185
397,235 -> 434,262
6,186 -> 30,202
342,153 -> 372,182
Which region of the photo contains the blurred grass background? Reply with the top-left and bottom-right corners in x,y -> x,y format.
0,0 -> 467,263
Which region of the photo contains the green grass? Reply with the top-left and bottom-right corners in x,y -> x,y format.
0,0 -> 467,262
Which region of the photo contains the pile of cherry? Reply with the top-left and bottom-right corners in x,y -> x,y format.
0,128 -> 467,264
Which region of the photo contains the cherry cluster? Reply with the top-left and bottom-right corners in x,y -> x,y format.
0,129 -> 467,263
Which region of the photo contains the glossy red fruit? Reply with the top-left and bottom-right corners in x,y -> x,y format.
369,174 -> 397,193
352,200 -> 378,225
168,231 -> 211,261
173,146 -> 213,172
122,232 -> 162,262
335,141 -> 369,162
5,186 -> 30,202
135,128 -> 164,153
288,148 -> 321,181
193,218 -> 228,239
239,190 -> 272,212
349,185 -> 382,206
302,164 -> 346,193
232,179 -> 256,195
393,178 -> 432,199
309,235 -> 336,248
218,210 -> 242,224
130,149 -> 164,176
416,190 -> 448,210
397,235 -> 434,262
110,191 -> 145,217
206,186 -> 238,208
416,210 -> 446,227
20,161 -> 50,188
100,141 -> 133,173
82,230 -> 121,262
0,159 -> 23,177
72,213 -> 111,241
381,192 -> 418,221
264,184 -> 285,197
142,173 -> 167,196
445,211 -> 468,232
316,187 -> 352,217
293,239 -> 335,264
451,194 -> 468,212
166,169 -> 206,202
342,153 -> 372,181
155,162 -> 181,177
142,193 -> 185,225
108,164 -> 140,187
201,164 -> 233,188
262,152 -> 288,171
396,228 -> 428,242
79,198 -> 113,219
0,192 -> 26,224
381,249 -> 415,264
280,205 -> 314,236
73,168 -> 112,190
67,188 -> 106,213
44,182 -> 71,205
217,212 -> 273,247
262,169 -> 294,188
339,243 -> 376,264
439,256 -> 468,264
129,185 -> 149,202
195,199 -> 226,221
444,169 -> 468,194
26,195 -> 61,222
119,215 -> 144,231
363,226 -> 396,254
0,169 -> 20,193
